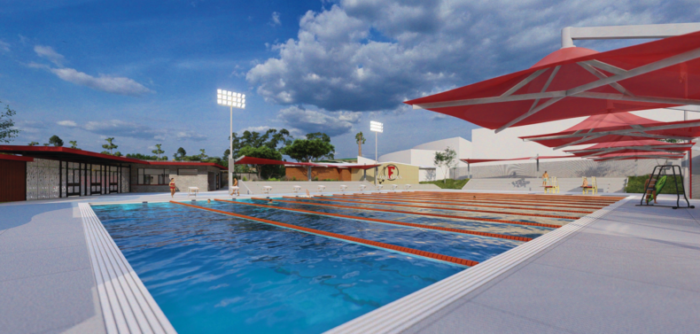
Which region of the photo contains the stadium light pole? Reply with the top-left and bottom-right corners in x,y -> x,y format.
370,121 -> 383,185
217,89 -> 246,190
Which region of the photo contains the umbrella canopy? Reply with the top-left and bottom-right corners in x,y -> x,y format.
589,150 -> 685,162
405,30 -> 700,132
564,139 -> 692,157
462,155 -> 573,165
520,112 -> 700,149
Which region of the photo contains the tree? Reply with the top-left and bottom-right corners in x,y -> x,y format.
434,147 -> 457,184
152,144 -> 165,160
69,140 -> 79,149
114,151 -> 123,157
28,141 -> 39,146
0,101 -> 19,143
199,149 -> 208,160
48,135 -> 64,147
355,132 -> 366,157
229,128 -> 293,160
282,132 -> 335,162
102,137 -> 118,154
239,145 -> 284,179
173,147 -> 187,161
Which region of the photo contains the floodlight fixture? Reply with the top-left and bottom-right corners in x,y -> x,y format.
370,121 -> 383,133
218,89 -> 247,189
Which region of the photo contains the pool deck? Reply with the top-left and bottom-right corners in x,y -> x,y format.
1,190 -> 699,333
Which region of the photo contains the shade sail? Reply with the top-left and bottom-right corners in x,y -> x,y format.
564,139 -> 692,157
590,151 -> 685,162
462,155 -> 573,165
521,113 -> 700,149
405,30 -> 700,132
235,156 -> 323,167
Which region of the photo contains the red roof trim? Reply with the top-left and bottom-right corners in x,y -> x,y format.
0,154 -> 33,162
0,145 -> 144,163
145,161 -> 227,170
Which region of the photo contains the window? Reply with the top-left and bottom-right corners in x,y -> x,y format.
137,168 -> 169,185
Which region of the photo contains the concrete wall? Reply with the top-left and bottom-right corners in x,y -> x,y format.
357,162 -> 419,185
130,164 -> 222,193
285,167 -> 351,181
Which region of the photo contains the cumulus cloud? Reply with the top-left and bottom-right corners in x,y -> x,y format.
279,106 -> 360,136
240,126 -> 271,133
270,12 -> 281,26
247,0 -> 700,113
82,120 -> 165,139
57,120 -> 77,127
34,45 -> 65,66
49,68 -> 153,96
175,131 -> 207,142
0,40 -> 10,53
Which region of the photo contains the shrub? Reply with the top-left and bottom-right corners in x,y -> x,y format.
242,176 -> 248,181
626,175 -> 684,194
291,177 -> 297,181
313,177 -> 319,181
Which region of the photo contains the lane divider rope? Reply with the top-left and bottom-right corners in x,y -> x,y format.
351,195 -> 607,209
364,193 -> 622,205
215,199 -> 532,242
293,197 -> 581,220
270,198 -> 563,229
170,201 -> 479,267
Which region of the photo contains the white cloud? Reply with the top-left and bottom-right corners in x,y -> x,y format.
247,0 -> 700,113
49,68 -> 153,96
34,45 -> 65,66
57,120 -> 77,127
82,119 -> 165,140
270,12 -> 281,26
240,126 -> 271,133
279,106 -> 360,136
175,131 -> 207,142
0,40 -> 10,53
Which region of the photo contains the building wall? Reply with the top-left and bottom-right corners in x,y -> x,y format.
358,162 -> 419,185
26,158 -> 60,200
285,167 -> 351,181
130,164 -> 222,193
0,160 -> 26,202
377,137 -> 472,180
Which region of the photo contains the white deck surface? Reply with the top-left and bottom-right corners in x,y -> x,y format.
1,190 -> 698,333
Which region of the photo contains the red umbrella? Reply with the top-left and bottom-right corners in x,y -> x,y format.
564,139 -> 693,157
520,112 -> 700,149
405,31 -> 700,132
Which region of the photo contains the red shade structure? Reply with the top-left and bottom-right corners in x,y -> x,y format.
589,151 -> 686,162
564,139 -> 693,157
235,156 -> 323,167
405,31 -> 700,133
520,113 -> 700,149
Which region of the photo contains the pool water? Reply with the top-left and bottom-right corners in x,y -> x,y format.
93,200 -> 526,333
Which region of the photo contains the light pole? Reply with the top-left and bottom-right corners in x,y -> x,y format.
370,121 -> 383,185
217,89 -> 246,190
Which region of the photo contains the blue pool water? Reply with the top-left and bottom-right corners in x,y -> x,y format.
93,200 -> 534,333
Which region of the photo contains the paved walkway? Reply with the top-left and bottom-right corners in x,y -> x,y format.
403,195 -> 700,334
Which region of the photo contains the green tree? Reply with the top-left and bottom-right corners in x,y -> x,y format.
28,141 -> 39,146
173,147 -> 187,161
0,101 -> 19,143
199,149 -> 208,160
282,132 -> 335,162
102,137 -> 118,154
114,151 -> 123,157
355,132 -> 366,157
239,145 -> 284,179
229,128 -> 293,160
48,135 -> 64,147
434,147 -> 457,184
69,140 -> 79,149
152,144 -> 165,160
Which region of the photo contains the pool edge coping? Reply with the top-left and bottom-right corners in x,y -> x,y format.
79,203 -> 177,334
324,195 -> 634,334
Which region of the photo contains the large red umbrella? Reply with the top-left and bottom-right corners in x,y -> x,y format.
405,31 -> 700,132
520,112 -> 700,149
564,139 -> 693,157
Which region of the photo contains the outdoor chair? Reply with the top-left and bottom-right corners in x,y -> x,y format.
318,185 -> 326,195
582,177 -> 598,195
340,185 -> 347,194
544,177 -> 559,194
293,185 -> 302,194
263,186 -> 272,194
404,184 -> 412,191
359,184 -> 366,193
392,184 -> 398,192
188,186 -> 199,198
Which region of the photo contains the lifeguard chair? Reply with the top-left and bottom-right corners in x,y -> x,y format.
582,176 -> 597,195
544,177 -> 559,194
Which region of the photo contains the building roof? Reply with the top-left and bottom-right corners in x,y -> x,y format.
0,154 -> 34,162
0,146 -> 226,169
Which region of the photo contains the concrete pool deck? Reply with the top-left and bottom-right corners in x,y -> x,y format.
1,190 -> 698,333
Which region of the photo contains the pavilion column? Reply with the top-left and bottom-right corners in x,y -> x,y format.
307,166 -> 312,181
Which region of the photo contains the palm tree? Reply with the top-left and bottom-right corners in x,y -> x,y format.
355,132 -> 366,157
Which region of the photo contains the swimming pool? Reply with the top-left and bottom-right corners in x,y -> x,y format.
92,194 -> 592,333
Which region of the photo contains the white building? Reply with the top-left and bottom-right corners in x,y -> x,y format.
370,137 -> 472,181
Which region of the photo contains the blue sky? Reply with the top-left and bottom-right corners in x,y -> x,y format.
1,0 -> 699,160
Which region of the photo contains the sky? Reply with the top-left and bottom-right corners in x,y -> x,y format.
1,0 -> 700,160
